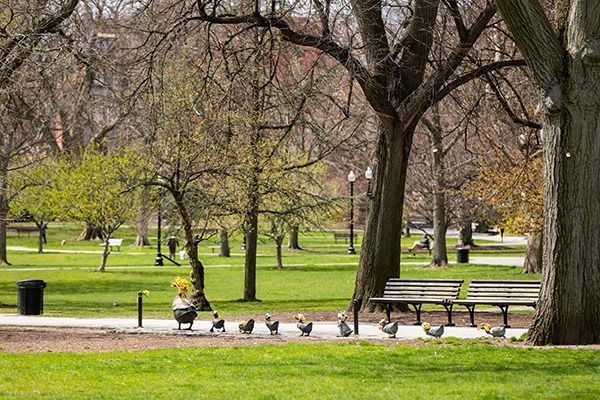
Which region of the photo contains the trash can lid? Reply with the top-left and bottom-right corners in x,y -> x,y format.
17,279 -> 47,289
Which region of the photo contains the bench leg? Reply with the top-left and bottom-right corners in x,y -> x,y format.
465,305 -> 476,327
442,304 -> 455,326
385,304 -> 391,323
498,305 -> 510,328
411,303 -> 423,325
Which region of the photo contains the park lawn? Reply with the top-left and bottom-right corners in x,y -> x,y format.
0,341 -> 598,399
0,262 -> 539,318
1,223 -> 532,318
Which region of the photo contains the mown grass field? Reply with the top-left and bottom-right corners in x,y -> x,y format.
1,223 -> 532,317
2,225 -> 597,400
1,341 -> 599,399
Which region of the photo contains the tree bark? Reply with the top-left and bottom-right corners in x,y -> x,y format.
0,156 -> 9,266
497,0 -> 600,344
275,237 -> 284,269
457,205 -> 474,247
427,109 -> 448,267
37,226 -> 44,254
287,225 -> 301,250
0,206 -> 9,266
352,123 -> 415,310
172,191 -> 211,311
98,236 -> 110,272
219,229 -> 230,257
77,225 -> 103,241
133,187 -> 151,246
243,203 -> 259,301
523,232 -> 542,274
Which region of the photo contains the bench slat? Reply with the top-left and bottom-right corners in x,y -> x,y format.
455,299 -> 537,306
383,292 -> 460,298
386,279 -> 463,283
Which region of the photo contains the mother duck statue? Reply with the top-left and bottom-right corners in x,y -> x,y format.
170,276 -> 198,330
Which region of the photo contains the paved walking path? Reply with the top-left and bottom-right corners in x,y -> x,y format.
0,314 -> 527,340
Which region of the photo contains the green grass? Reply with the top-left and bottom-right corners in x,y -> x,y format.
1,223 -> 534,318
0,342 -> 598,399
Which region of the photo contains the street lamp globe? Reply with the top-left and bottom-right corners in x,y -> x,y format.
364,167 -> 373,180
347,170 -> 356,182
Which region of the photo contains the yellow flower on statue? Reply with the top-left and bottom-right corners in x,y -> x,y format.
170,276 -> 189,297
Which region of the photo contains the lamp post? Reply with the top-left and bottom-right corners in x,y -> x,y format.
347,170 -> 356,254
365,166 -> 373,197
154,200 -> 164,266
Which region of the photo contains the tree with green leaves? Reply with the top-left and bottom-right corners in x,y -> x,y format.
9,161 -> 59,254
52,149 -> 143,271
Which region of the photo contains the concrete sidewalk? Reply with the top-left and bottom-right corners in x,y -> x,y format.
0,314 -> 527,340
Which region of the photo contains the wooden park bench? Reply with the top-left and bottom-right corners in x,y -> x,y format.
7,225 -> 38,238
454,280 -> 541,327
370,278 -> 464,326
333,232 -> 358,244
100,238 -> 123,251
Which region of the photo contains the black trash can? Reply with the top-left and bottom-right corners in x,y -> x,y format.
16,279 -> 47,315
456,248 -> 470,264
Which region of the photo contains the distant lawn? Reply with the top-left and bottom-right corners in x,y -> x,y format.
0,223 -> 532,318
0,342 -> 598,399
0,262 -> 538,318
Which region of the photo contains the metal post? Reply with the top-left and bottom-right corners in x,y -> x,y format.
353,299 -> 360,335
137,294 -> 143,328
348,180 -> 356,254
155,200 -> 164,266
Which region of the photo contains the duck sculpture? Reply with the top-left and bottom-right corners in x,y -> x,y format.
294,313 -> 313,336
337,311 -> 353,337
210,310 -> 226,333
239,319 -> 255,334
170,276 -> 197,330
378,319 -> 398,338
265,313 -> 280,335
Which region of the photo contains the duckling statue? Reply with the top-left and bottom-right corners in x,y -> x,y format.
170,277 -> 197,330
478,323 -> 506,338
294,313 -> 313,336
265,313 -> 280,335
337,311 -> 353,337
378,319 -> 398,338
422,322 -> 444,338
239,319 -> 255,334
210,310 -> 226,333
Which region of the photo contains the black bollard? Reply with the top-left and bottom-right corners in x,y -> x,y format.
353,299 -> 360,335
137,293 -> 143,328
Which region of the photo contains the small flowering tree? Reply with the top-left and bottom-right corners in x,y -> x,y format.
52,149 -> 144,271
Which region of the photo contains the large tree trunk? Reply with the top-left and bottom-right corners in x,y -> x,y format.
498,0 -> 600,345
219,229 -> 230,257
0,157 -> 9,266
428,109 -> 448,267
529,99 -> 600,344
0,204 -> 9,266
243,206 -> 259,301
133,187 -> 151,246
77,225 -> 104,241
173,191 -> 211,311
352,124 -> 414,310
457,204 -> 474,247
287,225 -> 301,250
523,232 -> 542,274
